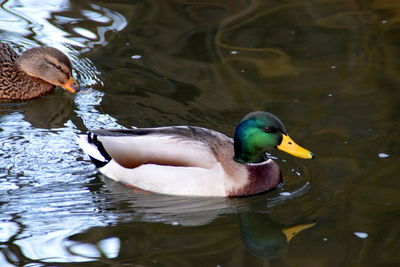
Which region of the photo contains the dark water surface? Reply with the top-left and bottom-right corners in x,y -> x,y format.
0,0 -> 399,266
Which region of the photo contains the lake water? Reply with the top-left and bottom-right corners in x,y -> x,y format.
0,0 -> 399,266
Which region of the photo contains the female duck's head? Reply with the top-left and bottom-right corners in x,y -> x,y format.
233,111 -> 313,163
16,46 -> 80,93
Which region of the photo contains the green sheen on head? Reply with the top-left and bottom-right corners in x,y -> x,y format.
233,111 -> 287,163
234,111 -> 314,163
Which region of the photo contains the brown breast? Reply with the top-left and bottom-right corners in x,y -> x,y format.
227,160 -> 282,197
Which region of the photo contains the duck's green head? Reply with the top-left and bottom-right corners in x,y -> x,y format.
233,111 -> 313,163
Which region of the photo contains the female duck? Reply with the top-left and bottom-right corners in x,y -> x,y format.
0,43 -> 80,100
77,111 -> 313,197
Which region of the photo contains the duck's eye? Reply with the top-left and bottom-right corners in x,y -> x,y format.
55,65 -> 62,70
263,127 -> 277,133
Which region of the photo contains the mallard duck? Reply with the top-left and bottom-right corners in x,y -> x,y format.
0,43 -> 80,100
77,111 -> 313,197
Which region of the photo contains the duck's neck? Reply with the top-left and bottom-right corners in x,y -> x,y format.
234,149 -> 267,164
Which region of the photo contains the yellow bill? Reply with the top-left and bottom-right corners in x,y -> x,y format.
282,222 -> 316,241
61,76 -> 80,93
277,134 -> 314,159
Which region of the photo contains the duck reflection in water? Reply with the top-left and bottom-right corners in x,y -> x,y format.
65,175 -> 316,262
65,206 -> 315,263
239,212 -> 315,259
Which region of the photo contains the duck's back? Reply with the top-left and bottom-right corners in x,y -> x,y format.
0,43 -> 18,63
89,126 -> 234,169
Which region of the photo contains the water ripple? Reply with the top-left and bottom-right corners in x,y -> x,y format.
0,0 -> 127,51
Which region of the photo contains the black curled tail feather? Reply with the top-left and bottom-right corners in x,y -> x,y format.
87,132 -> 112,168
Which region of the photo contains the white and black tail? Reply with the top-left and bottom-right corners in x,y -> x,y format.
77,133 -> 112,168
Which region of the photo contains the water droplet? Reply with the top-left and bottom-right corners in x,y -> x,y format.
240,69 -> 245,72
280,192 -> 292,196
331,65 -> 336,69
323,237 -> 328,242
291,168 -> 301,176
230,50 -> 238,55
131,55 -> 142,59
328,93 -> 333,97
381,20 -> 388,24
378,153 -> 389,158
354,232 -> 368,239
171,221 -> 179,226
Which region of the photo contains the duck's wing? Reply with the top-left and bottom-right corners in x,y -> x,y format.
78,126 -> 232,170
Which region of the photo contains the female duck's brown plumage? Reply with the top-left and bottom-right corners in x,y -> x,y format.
0,43 -> 80,100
